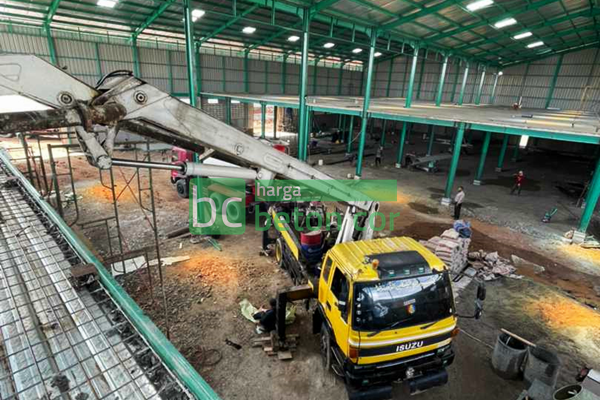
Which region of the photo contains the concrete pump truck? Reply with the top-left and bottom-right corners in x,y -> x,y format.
0,55 -> 485,400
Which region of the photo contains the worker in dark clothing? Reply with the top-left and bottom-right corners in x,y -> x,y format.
253,298 -> 277,334
454,186 -> 465,220
511,171 -> 525,196
375,146 -> 383,167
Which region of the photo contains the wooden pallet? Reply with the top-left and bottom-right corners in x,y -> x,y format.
252,332 -> 299,360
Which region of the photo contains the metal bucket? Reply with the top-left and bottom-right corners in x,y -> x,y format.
554,385 -> 599,400
524,346 -> 561,389
492,332 -> 528,380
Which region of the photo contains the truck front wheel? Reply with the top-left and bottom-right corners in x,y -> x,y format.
320,323 -> 332,371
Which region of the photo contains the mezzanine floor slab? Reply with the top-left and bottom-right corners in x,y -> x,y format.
202,93 -> 600,144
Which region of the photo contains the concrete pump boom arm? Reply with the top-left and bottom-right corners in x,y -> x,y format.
0,55 -> 377,242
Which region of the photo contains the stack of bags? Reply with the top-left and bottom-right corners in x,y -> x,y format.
420,228 -> 471,274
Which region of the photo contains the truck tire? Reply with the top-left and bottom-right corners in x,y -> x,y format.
176,179 -> 189,199
275,237 -> 284,268
320,323 -> 332,371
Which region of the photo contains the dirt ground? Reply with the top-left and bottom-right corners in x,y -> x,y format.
2,136 -> 600,400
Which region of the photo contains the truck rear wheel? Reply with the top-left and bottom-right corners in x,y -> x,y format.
275,238 -> 284,268
176,179 -> 189,199
320,323 -> 332,371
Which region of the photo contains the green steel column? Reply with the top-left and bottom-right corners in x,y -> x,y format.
450,61 -> 460,103
226,98 -> 232,125
416,51 -> 426,101
297,7 -> 311,161
183,0 -> 196,107
458,62 -> 469,106
347,116 -> 354,153
512,137 -> 520,162
473,131 -> 491,185
261,103 -> 266,139
244,52 -> 249,93
435,55 -> 449,107
282,55 -> 288,94
385,58 -> 394,97
545,54 -> 563,109
312,60 -> 318,95
426,125 -> 435,156
405,47 -> 419,108
222,57 -> 228,92
355,28 -> 378,178
380,120 -> 387,146
273,106 -> 277,138
337,63 -> 344,95
495,134 -> 509,172
395,122 -> 407,168
195,44 -> 203,108
132,39 -> 141,77
94,42 -> 102,80
442,123 -> 466,204
490,72 -> 501,104
43,23 -> 58,65
474,66 -> 485,105
167,50 -> 174,95
579,156 -> 600,233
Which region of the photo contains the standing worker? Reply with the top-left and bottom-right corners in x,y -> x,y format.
454,186 -> 465,220
511,171 -> 525,196
375,146 -> 383,168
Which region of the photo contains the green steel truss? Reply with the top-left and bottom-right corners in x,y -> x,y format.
1,0 -> 597,67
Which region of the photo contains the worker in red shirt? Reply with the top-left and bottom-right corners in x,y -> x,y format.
511,171 -> 525,196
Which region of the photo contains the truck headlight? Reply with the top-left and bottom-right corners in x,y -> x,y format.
406,367 -> 415,379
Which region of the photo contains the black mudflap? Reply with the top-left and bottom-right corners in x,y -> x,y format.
346,384 -> 392,400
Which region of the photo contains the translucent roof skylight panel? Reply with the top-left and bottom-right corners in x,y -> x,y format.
417,14 -> 453,31
370,0 -> 413,16
397,22 -> 433,37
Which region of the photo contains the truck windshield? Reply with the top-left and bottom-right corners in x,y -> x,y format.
353,272 -> 454,332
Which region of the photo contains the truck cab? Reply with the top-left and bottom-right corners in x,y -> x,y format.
315,237 -> 458,398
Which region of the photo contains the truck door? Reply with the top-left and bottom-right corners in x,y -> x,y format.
324,266 -> 350,353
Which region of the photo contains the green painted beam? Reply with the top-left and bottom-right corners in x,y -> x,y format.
198,5 -> 259,45
298,7 -> 311,161
347,115 -> 355,153
273,106 -> 278,138
385,57 -> 394,97
381,0 -> 459,32
435,55 -> 449,107
490,72 -> 500,104
261,103 -> 266,138
395,122 -> 408,167
94,42 -> 102,80
183,0 -> 196,107
131,39 -> 141,77
244,52 -> 249,93
405,47 -> 419,108
355,28 -> 377,178
425,0 -> 561,43
545,54 -> 563,109
449,61 -> 460,103
131,0 -> 177,40
442,123 -> 466,202
473,131 -> 491,185
579,156 -> 600,232
511,138 -> 520,161
416,51 -> 426,100
496,134 -> 509,172
474,66 -> 485,105
195,44 -> 203,107
43,23 -> 58,65
426,125 -> 435,156
247,21 -> 302,52
310,0 -> 344,16
226,98 -> 232,124
44,0 -> 61,23
337,62 -> 345,95
457,62 -> 469,105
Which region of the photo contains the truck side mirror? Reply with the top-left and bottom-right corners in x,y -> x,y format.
477,282 -> 486,301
